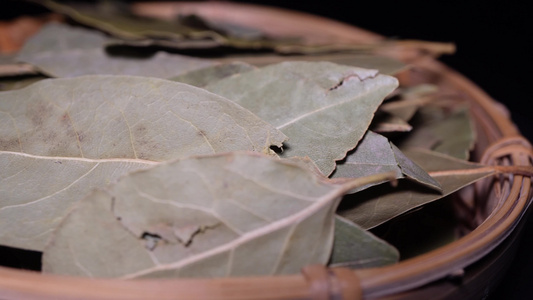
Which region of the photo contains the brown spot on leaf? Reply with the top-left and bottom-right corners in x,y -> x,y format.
0,137 -> 20,151
25,101 -> 53,127
136,125 -> 147,133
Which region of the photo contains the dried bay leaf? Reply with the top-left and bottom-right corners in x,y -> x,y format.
0,75 -> 286,158
206,61 -> 399,176
338,149 -> 495,229
329,215 -> 399,269
332,131 -> 440,191
16,23 -> 215,78
42,152 -> 395,278
0,75 -> 286,251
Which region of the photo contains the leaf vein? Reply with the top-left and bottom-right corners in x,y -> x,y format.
0,162 -> 100,211
276,86 -> 377,130
169,110 -> 216,153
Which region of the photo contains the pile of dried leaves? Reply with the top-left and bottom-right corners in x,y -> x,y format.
0,1 -> 504,279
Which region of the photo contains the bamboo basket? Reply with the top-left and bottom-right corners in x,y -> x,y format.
0,2 -> 532,299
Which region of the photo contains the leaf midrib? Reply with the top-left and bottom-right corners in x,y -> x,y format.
276,80 -> 380,130
0,150 -> 159,165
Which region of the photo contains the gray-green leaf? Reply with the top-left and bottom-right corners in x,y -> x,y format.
0,75 -> 286,251
206,61 -> 399,175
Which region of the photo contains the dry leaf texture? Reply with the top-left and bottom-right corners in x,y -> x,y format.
0,76 -> 286,251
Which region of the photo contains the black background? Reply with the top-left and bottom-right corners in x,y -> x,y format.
1,1 -> 532,299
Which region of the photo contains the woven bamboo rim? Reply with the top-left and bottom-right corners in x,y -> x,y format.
1,2 -> 532,299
